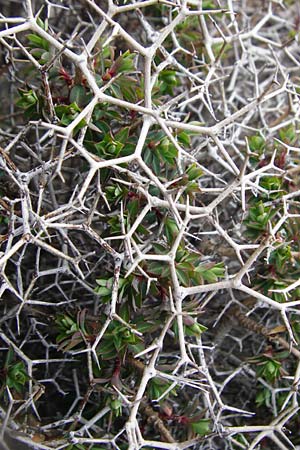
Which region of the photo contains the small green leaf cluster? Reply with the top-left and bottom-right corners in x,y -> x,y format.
56,308 -> 144,360
143,130 -> 178,175
256,356 -> 282,383
174,317 -> 207,338
278,125 -> 297,145
86,126 -> 135,160
148,377 -> 177,401
252,348 -> 294,410
27,33 -> 50,64
98,49 -> 142,102
244,201 -> 276,239
55,102 -> 86,131
158,70 -> 180,96
55,312 -> 85,352
248,350 -> 287,410
255,386 -> 272,408
245,216 -> 300,304
95,275 -> 145,308
147,243 -> 225,287
69,85 -> 91,108
27,18 -> 50,64
96,319 -> 143,360
243,129 -> 300,304
0,348 -> 29,395
16,89 -> 40,119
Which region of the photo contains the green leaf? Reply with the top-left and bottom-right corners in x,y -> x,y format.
97,339 -> 116,359
36,17 -> 48,31
176,267 -> 190,286
270,245 -> 291,271
95,277 -> 113,296
203,0 -> 216,8
115,127 -> 130,143
186,163 -> 203,181
158,138 -> 177,164
27,33 -> 49,51
248,135 -> 265,153
177,131 -> 191,147
181,251 -> 200,264
152,153 -> 161,175
279,125 -> 296,144
95,285 -> 110,296
110,398 -> 122,416
109,83 -> 123,99
16,89 -> 38,109
158,70 -> 179,95
6,361 -> 28,393
115,50 -> 136,74
54,102 -> 86,133
195,262 -> 225,283
147,261 -> 170,278
66,444 -> 86,450
69,85 -> 87,108
5,347 -> 15,367
244,200 -> 276,238
185,321 -> 207,337
152,243 -> 168,254
113,334 -> 124,351
128,342 -> 144,354
94,132 -> 125,158
148,377 -> 176,400
164,217 -> 179,245
260,176 -> 282,191
256,358 -> 281,382
127,199 -> 139,219
191,419 -> 211,436
114,76 -> 139,102
256,387 -> 271,407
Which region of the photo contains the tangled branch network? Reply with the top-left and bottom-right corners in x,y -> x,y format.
1,0 -> 300,449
